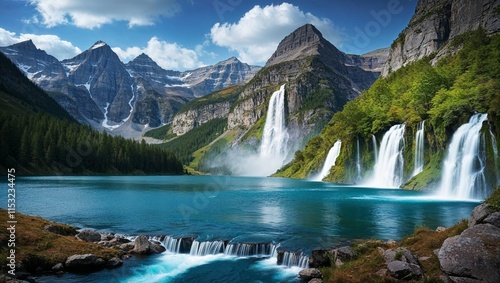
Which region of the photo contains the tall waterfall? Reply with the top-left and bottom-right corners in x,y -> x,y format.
260,84 -> 288,163
438,113 -> 492,199
412,121 -> 425,177
356,139 -> 362,182
314,140 -> 342,181
372,135 -> 378,163
365,124 -> 406,188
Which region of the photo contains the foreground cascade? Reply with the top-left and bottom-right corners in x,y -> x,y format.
438,113 -> 496,200
365,124 -> 406,188
412,121 -> 425,177
314,140 -> 342,181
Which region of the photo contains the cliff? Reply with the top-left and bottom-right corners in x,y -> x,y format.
382,0 -> 500,76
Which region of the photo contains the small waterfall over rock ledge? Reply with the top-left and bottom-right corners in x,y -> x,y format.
314,140 -> 342,181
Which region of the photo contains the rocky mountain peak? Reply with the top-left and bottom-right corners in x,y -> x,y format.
265,24 -> 326,67
9,39 -> 38,51
90,40 -> 108,50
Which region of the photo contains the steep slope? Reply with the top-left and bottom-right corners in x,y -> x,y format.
382,0 -> 500,76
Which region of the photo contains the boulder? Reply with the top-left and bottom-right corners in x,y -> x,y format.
298,268 -> 322,280
438,224 -> 500,283
309,249 -> 331,268
76,230 -> 102,242
100,233 -> 115,241
106,257 -> 123,269
132,236 -> 165,255
382,247 -> 419,265
110,237 -> 131,245
65,254 -> 106,271
387,260 -> 422,280
119,242 -> 135,251
308,278 -> 323,283
469,204 -> 494,226
483,212 -> 500,228
335,246 -> 357,261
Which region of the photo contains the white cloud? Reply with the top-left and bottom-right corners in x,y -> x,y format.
29,0 -> 180,29
210,2 -> 344,65
0,28 -> 81,60
112,37 -> 204,70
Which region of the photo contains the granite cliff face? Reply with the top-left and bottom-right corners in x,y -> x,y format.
382,0 -> 500,76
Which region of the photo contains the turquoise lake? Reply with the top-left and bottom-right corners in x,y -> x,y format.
1,176 -> 479,282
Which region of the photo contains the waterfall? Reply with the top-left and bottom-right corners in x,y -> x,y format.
438,113 -> 492,199
372,135 -> 378,163
314,140 -> 342,181
260,84 -> 288,163
224,243 -> 277,257
366,124 -> 406,188
412,121 -> 425,177
162,236 -> 182,253
356,139 -> 362,182
280,252 -> 309,268
189,240 -> 225,256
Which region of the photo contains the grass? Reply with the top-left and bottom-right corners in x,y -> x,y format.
485,186 -> 500,211
0,209 -> 121,273
324,220 -> 469,283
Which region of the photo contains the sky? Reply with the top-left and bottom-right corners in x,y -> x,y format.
0,0 -> 417,70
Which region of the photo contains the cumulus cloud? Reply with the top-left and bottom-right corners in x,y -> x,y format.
112,37 -> 204,70
0,28 -> 81,60
29,0 -> 181,29
210,2 -> 344,65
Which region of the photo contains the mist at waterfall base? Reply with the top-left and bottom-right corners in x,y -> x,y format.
204,85 -> 294,176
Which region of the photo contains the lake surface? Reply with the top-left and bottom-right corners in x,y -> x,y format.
1,176 -> 479,282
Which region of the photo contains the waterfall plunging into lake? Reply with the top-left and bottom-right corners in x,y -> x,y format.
412,121 -> 425,177
365,124 -> 406,188
260,84 -> 288,162
438,113 -> 493,200
314,140 -> 342,181
356,139 -> 362,182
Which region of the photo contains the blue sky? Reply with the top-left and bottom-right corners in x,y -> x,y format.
0,0 -> 417,70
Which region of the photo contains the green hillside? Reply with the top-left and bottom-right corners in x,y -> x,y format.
276,30 -> 500,190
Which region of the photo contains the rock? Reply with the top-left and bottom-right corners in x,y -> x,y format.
51,263 -> 64,272
375,268 -> 388,277
483,212 -> 500,228
308,278 -> 323,283
383,247 -> 419,265
44,224 -> 77,236
110,237 -> 131,245
438,224 -> 500,283
335,258 -> 344,267
335,246 -> 357,261
436,226 -> 447,232
377,247 -> 385,255
386,239 -> 397,245
106,257 -> 123,269
76,230 -> 102,242
132,236 -> 165,255
65,254 -> 106,271
387,260 -> 422,280
100,233 -> 115,241
309,249 -> 331,268
298,268 -> 322,280
469,203 -> 494,226
120,242 -> 135,251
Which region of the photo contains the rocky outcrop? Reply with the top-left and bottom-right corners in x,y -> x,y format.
438,203 -> 500,283
298,268 -> 323,281
65,254 -> 106,271
76,230 -> 102,242
382,0 -> 500,76
132,235 -> 166,255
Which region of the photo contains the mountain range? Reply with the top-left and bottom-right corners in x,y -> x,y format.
0,41 -> 261,137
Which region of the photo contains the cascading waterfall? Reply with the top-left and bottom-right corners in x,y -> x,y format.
372,135 -> 378,163
314,140 -> 342,181
162,236 -> 182,253
280,252 -> 309,268
190,240 -> 225,256
366,124 -> 406,188
260,84 -> 289,164
412,121 -> 425,177
438,113 -> 493,200
356,139 -> 362,182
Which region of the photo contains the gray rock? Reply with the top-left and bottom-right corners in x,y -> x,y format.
335,246 -> 357,261
387,260 -> 422,280
106,257 -> 123,269
375,268 -> 388,277
438,224 -> 500,283
100,233 -> 115,241
335,258 -> 344,267
308,278 -> 323,283
51,263 -> 64,272
383,247 -> 419,265
483,212 -> 500,228
65,254 -> 105,271
469,203 -> 494,226
298,268 -> 322,280
76,230 -> 102,242
119,242 -> 135,251
132,236 -> 166,255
